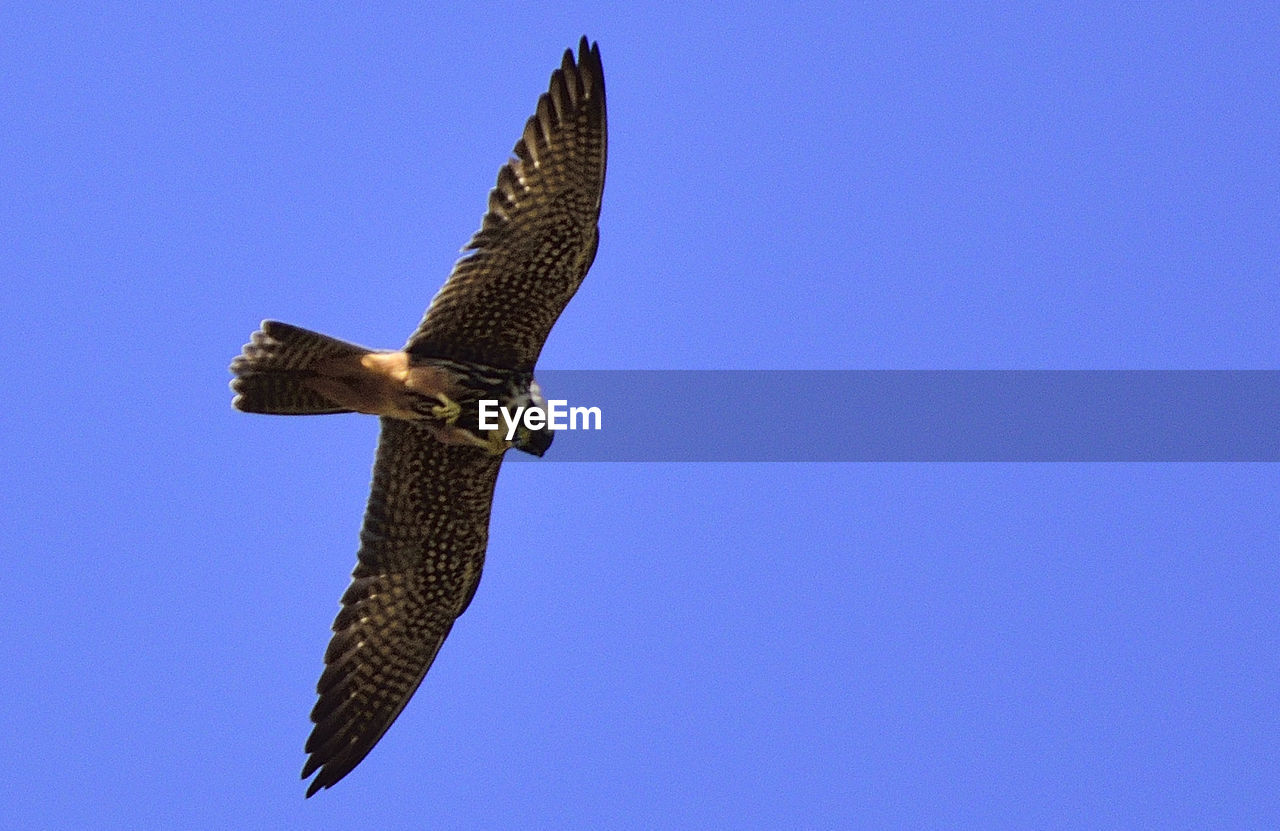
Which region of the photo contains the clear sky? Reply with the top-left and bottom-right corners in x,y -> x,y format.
2,2 -> 1277,828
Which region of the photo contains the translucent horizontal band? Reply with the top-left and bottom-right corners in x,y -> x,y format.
509,371 -> 1280,462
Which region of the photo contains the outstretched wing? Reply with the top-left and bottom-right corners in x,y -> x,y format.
302,418 -> 503,796
405,37 -> 607,373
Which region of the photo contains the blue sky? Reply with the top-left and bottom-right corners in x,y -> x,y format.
2,2 -> 1277,827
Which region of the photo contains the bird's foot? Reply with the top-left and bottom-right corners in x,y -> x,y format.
483,430 -> 511,455
431,394 -> 461,425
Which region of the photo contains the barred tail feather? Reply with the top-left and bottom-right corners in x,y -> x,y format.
230,321 -> 371,415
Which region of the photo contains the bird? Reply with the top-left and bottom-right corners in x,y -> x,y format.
228,37 -> 606,796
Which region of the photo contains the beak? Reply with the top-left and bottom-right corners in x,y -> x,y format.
523,428 -> 554,457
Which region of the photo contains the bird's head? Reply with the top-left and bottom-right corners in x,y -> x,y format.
511,378 -> 554,457
513,423 -> 554,457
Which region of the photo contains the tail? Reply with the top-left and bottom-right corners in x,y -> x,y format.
230,321 -> 371,414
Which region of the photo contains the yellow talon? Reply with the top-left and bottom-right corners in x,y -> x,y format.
430,395 -> 461,425
484,430 -> 510,455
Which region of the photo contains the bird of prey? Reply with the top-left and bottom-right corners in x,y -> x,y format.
228,38 -> 605,796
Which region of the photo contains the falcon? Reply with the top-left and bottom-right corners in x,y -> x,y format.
228,37 -> 605,796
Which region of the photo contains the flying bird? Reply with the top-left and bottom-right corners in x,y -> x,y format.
229,38 -> 606,796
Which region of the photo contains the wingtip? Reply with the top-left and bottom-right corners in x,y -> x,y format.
568,36 -> 604,103
302,757 -> 330,798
